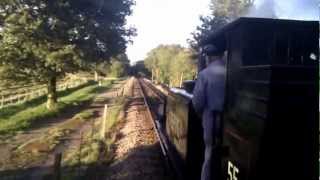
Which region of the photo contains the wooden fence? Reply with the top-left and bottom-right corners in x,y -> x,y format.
0,78 -> 89,109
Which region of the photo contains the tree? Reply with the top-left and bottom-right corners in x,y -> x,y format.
108,61 -> 125,78
144,45 -> 197,87
0,0 -> 135,109
189,0 -> 254,51
95,54 -> 130,78
169,49 -> 196,86
106,54 -> 130,77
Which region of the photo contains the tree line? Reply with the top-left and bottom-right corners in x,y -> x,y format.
0,0 -> 135,109
144,45 -> 197,87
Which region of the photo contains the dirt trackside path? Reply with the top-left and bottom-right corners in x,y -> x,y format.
104,78 -> 172,180
0,79 -> 126,179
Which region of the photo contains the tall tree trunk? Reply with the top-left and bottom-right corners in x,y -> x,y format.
179,72 -> 184,88
46,76 -> 57,110
155,68 -> 160,84
151,69 -> 154,82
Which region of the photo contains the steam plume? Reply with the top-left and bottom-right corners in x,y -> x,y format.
246,0 -> 318,20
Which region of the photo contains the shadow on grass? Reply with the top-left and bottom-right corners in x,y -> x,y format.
0,143 -> 171,180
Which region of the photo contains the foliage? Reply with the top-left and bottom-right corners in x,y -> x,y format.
105,97 -> 126,130
107,54 -> 130,77
108,61 -> 125,77
189,0 -> 254,50
0,0 -> 135,108
95,53 -> 130,78
144,45 -> 196,87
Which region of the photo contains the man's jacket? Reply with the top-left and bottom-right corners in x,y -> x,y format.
192,59 -> 226,143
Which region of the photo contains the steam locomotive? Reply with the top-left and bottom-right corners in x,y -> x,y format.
160,17 -> 319,180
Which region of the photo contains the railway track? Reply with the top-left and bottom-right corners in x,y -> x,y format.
137,78 -> 167,158
105,78 -> 172,180
137,78 -> 183,180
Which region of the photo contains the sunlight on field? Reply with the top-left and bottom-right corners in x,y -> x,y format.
0,81 -> 113,135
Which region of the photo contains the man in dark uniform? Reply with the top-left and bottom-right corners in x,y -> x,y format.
192,44 -> 226,180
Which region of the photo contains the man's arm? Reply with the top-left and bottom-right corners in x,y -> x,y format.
192,73 -> 206,115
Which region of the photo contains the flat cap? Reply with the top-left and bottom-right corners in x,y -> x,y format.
202,44 -> 224,56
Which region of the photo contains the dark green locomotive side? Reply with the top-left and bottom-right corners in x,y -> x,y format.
165,17 -> 318,180
165,90 -> 204,180
202,18 -> 318,180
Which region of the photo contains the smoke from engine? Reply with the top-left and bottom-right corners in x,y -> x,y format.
245,0 -> 318,21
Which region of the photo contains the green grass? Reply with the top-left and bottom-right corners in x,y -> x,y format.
105,97 -> 126,131
3,109 -> 97,172
62,96 -> 126,168
62,137 -> 102,167
0,83 -> 91,120
74,110 -> 95,121
16,109 -> 95,153
0,80 -> 114,135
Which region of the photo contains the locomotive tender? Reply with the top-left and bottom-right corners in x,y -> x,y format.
164,17 -> 319,180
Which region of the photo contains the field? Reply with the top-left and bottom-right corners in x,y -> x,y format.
0,80 -> 101,135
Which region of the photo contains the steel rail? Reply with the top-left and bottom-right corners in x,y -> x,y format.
136,78 -> 168,157
141,80 -> 166,103
137,78 -> 184,180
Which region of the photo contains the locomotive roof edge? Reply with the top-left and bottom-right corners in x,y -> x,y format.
200,17 -> 320,46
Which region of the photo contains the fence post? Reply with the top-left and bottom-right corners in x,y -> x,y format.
0,95 -> 4,108
54,153 -> 62,180
100,104 -> 108,139
16,95 -> 20,105
20,94 -> 24,104
28,92 -> 32,101
78,132 -> 84,178
91,117 -> 95,139
20,94 -> 25,104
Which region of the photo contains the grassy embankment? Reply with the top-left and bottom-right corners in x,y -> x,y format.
0,80 -> 114,136
62,96 -> 126,166
47,93 -> 127,179
2,110 -> 98,171
0,78 -> 128,179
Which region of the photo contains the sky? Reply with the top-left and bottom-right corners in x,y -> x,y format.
126,0 -> 319,63
125,0 -> 211,63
